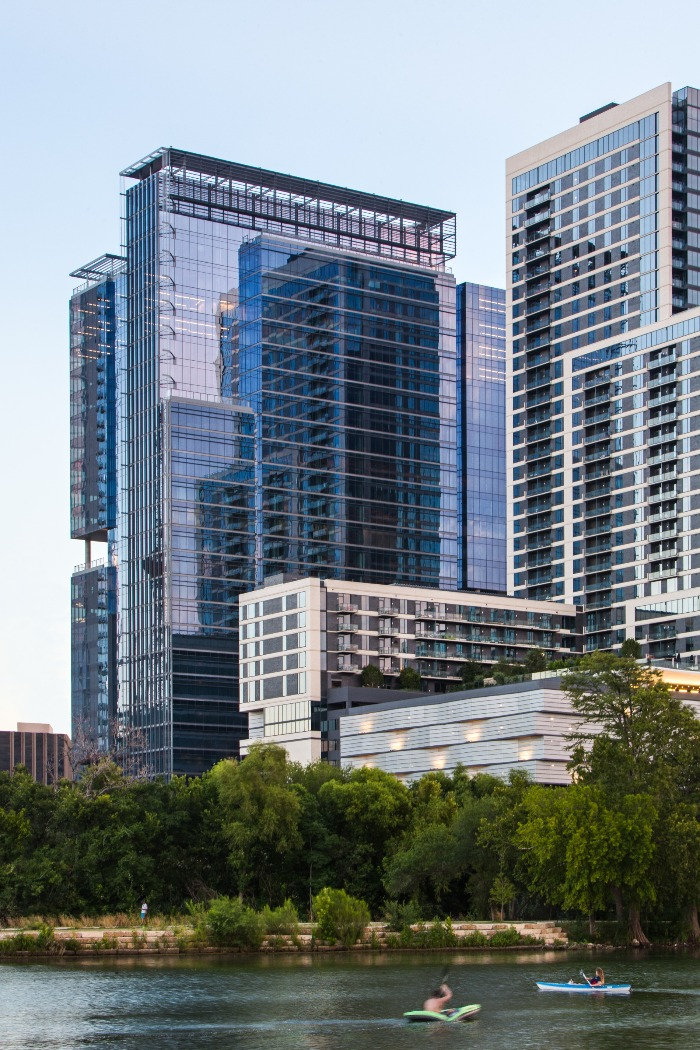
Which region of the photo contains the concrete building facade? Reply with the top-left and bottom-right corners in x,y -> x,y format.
507,83 -> 700,660
238,575 -> 580,762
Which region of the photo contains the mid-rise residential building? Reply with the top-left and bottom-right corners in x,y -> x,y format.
507,83 -> 700,658
238,575 -> 580,762
0,724 -> 72,784
73,151 -> 508,775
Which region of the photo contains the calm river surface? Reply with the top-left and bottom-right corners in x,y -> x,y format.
1,950 -> 699,1049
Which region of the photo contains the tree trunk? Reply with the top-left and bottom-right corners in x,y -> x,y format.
687,902 -> 700,944
628,903 -> 651,946
588,909 -> 596,937
611,885 -> 624,922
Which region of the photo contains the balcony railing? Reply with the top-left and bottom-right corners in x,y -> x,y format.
336,602 -> 358,613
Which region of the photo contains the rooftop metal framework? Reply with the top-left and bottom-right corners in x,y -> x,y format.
121,148 -> 456,266
70,254 -> 127,283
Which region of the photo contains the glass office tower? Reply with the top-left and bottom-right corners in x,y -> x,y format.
70,149 -> 459,775
507,83 -> 700,658
457,282 -> 506,593
69,255 -> 123,748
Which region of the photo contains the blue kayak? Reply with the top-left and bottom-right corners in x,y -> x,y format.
537,981 -> 631,995
404,1004 -> 481,1022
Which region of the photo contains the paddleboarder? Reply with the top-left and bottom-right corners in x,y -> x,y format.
423,982 -> 453,1013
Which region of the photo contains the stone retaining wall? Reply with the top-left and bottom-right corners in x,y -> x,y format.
0,920 -> 567,954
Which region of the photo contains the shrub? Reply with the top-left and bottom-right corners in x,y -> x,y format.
262,899 -> 299,935
383,899 -> 423,932
360,664 -> 384,687
313,887 -> 370,948
489,926 -> 521,948
462,930 -> 489,947
414,918 -> 458,949
205,896 -> 265,949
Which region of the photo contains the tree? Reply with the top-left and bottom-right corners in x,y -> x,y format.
563,652 -> 700,798
396,666 -> 422,689
211,744 -> 302,904
459,661 -> 484,690
516,783 -> 657,937
359,664 -> 384,687
619,638 -> 642,659
525,648 -> 547,673
562,652 -> 700,943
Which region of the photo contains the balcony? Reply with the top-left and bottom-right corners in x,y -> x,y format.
585,391 -> 611,408
377,605 -> 398,615
527,335 -> 551,352
648,429 -> 677,446
585,466 -> 610,482
528,571 -> 553,586
585,483 -> 610,499
586,574 -> 613,591
527,426 -> 552,444
527,478 -> 552,496
586,558 -> 612,573
524,209 -> 551,228
586,539 -> 613,554
649,507 -> 678,523
527,262 -> 550,279
336,602 -> 358,613
377,626 -> 399,636
525,279 -> 551,299
649,487 -> 676,504
526,449 -> 552,468
649,522 -> 678,538
526,189 -> 551,209
648,449 -> 677,466
585,522 -> 612,537
528,553 -> 553,568
527,462 -> 552,479
649,564 -> 677,581
526,297 -> 550,315
337,642 -> 359,653
526,314 -> 550,334
526,517 -> 552,533
527,499 -> 552,514
585,446 -> 611,462
333,623 -> 359,633
648,372 -> 676,390
526,371 -> 551,390
337,661 -> 356,672
585,371 -> 611,388
584,408 -> 611,426
649,407 -> 677,425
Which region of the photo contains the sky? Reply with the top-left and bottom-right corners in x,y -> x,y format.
1,0 -> 699,734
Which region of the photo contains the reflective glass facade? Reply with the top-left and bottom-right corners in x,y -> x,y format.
238,235 -> 458,589
69,256 -> 123,541
92,149 -> 459,776
69,256 -> 123,752
457,282 -> 506,593
70,563 -> 117,749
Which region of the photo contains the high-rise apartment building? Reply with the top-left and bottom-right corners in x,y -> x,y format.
71,150 -> 505,776
507,83 -> 700,657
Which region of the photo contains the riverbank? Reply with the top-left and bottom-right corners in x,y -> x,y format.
0,919 -> 567,957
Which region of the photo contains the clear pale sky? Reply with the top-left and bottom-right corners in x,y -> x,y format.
0,0 -> 698,733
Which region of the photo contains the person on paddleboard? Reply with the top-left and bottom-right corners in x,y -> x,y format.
423,983 -> 453,1012
586,967 -> 605,986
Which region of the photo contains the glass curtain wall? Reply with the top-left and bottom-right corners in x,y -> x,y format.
237,235 -> 459,590
457,282 -> 506,593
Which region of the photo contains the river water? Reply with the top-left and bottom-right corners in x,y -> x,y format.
1,950 -> 699,1049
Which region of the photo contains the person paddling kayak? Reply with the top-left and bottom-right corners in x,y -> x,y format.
584,968 -> 605,986
423,983 -> 453,1012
